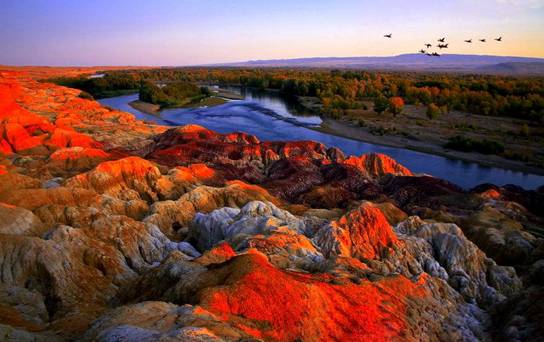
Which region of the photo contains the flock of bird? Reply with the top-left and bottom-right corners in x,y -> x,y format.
383,34 -> 502,57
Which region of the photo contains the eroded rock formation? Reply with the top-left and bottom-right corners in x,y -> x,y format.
0,69 -> 542,341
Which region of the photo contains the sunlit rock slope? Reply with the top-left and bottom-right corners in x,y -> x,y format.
0,69 -> 543,341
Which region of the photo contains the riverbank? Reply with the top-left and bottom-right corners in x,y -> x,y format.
313,116 -> 544,176
129,100 -> 161,116
100,90 -> 544,189
235,89 -> 544,176
129,96 -> 228,115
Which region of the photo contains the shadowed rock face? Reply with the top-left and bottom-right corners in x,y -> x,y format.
0,70 -> 543,341
143,126 -> 411,205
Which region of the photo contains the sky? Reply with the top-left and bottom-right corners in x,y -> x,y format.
0,0 -> 543,66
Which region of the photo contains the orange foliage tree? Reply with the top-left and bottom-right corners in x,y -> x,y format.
388,96 -> 404,116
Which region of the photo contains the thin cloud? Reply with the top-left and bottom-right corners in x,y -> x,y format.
496,0 -> 544,8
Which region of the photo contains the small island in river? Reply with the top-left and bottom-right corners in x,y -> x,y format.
129,83 -> 243,115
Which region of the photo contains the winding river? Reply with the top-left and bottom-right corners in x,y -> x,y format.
99,90 -> 544,190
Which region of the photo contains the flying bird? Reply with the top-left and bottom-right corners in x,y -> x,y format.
437,43 -> 449,49
425,43 -> 432,48
479,39 -> 486,42
432,52 -> 441,57
419,49 -> 427,54
464,39 -> 472,43
495,36 -> 502,42
384,33 -> 392,38
438,37 -> 446,42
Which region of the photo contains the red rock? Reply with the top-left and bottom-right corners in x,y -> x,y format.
144,126 -> 413,208
49,147 -> 109,161
48,147 -> 111,173
0,139 -> 12,154
1,123 -> 45,153
65,156 -> 163,201
343,153 -> 413,178
316,202 -> 400,260
199,252 -> 427,341
195,242 -> 237,265
46,128 -> 101,149
170,163 -> 223,185
1,68 -> 535,341
479,188 -> 502,200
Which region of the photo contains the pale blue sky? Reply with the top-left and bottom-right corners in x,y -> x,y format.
1,0 -> 542,65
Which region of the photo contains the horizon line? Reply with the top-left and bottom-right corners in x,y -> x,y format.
1,52 -> 544,68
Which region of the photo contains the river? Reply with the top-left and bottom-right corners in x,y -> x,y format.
99,90 -> 544,190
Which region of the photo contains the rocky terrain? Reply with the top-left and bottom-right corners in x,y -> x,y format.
0,69 -> 543,341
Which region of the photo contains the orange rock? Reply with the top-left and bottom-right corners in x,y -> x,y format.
199,252 -> 426,341
316,202 -> 399,260
0,139 -> 12,154
225,180 -> 282,206
343,153 -> 413,178
65,156 -> 162,201
1,123 -> 45,153
46,128 -> 101,149
195,242 -> 237,265
49,147 -> 109,161
48,147 -> 111,173
171,163 -> 222,184
479,188 -> 502,200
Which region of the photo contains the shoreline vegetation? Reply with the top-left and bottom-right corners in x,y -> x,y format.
291,95 -> 544,176
128,86 -> 242,115
312,117 -> 544,176
45,68 -> 544,176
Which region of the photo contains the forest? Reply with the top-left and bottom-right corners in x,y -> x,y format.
46,68 -> 544,122
139,81 -> 210,108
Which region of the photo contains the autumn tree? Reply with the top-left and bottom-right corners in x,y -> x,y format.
388,97 -> 404,116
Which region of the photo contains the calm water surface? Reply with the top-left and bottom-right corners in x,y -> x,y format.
99,90 -> 544,190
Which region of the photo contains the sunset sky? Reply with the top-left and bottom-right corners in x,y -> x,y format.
1,0 -> 543,66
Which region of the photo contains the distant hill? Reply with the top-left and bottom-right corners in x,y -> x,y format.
217,54 -> 544,75
477,62 -> 544,75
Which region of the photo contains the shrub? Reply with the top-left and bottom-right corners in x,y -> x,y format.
373,96 -> 389,114
426,103 -> 440,119
444,136 -> 505,154
78,91 -> 94,100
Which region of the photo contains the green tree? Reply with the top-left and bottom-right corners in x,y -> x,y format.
373,95 -> 389,114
